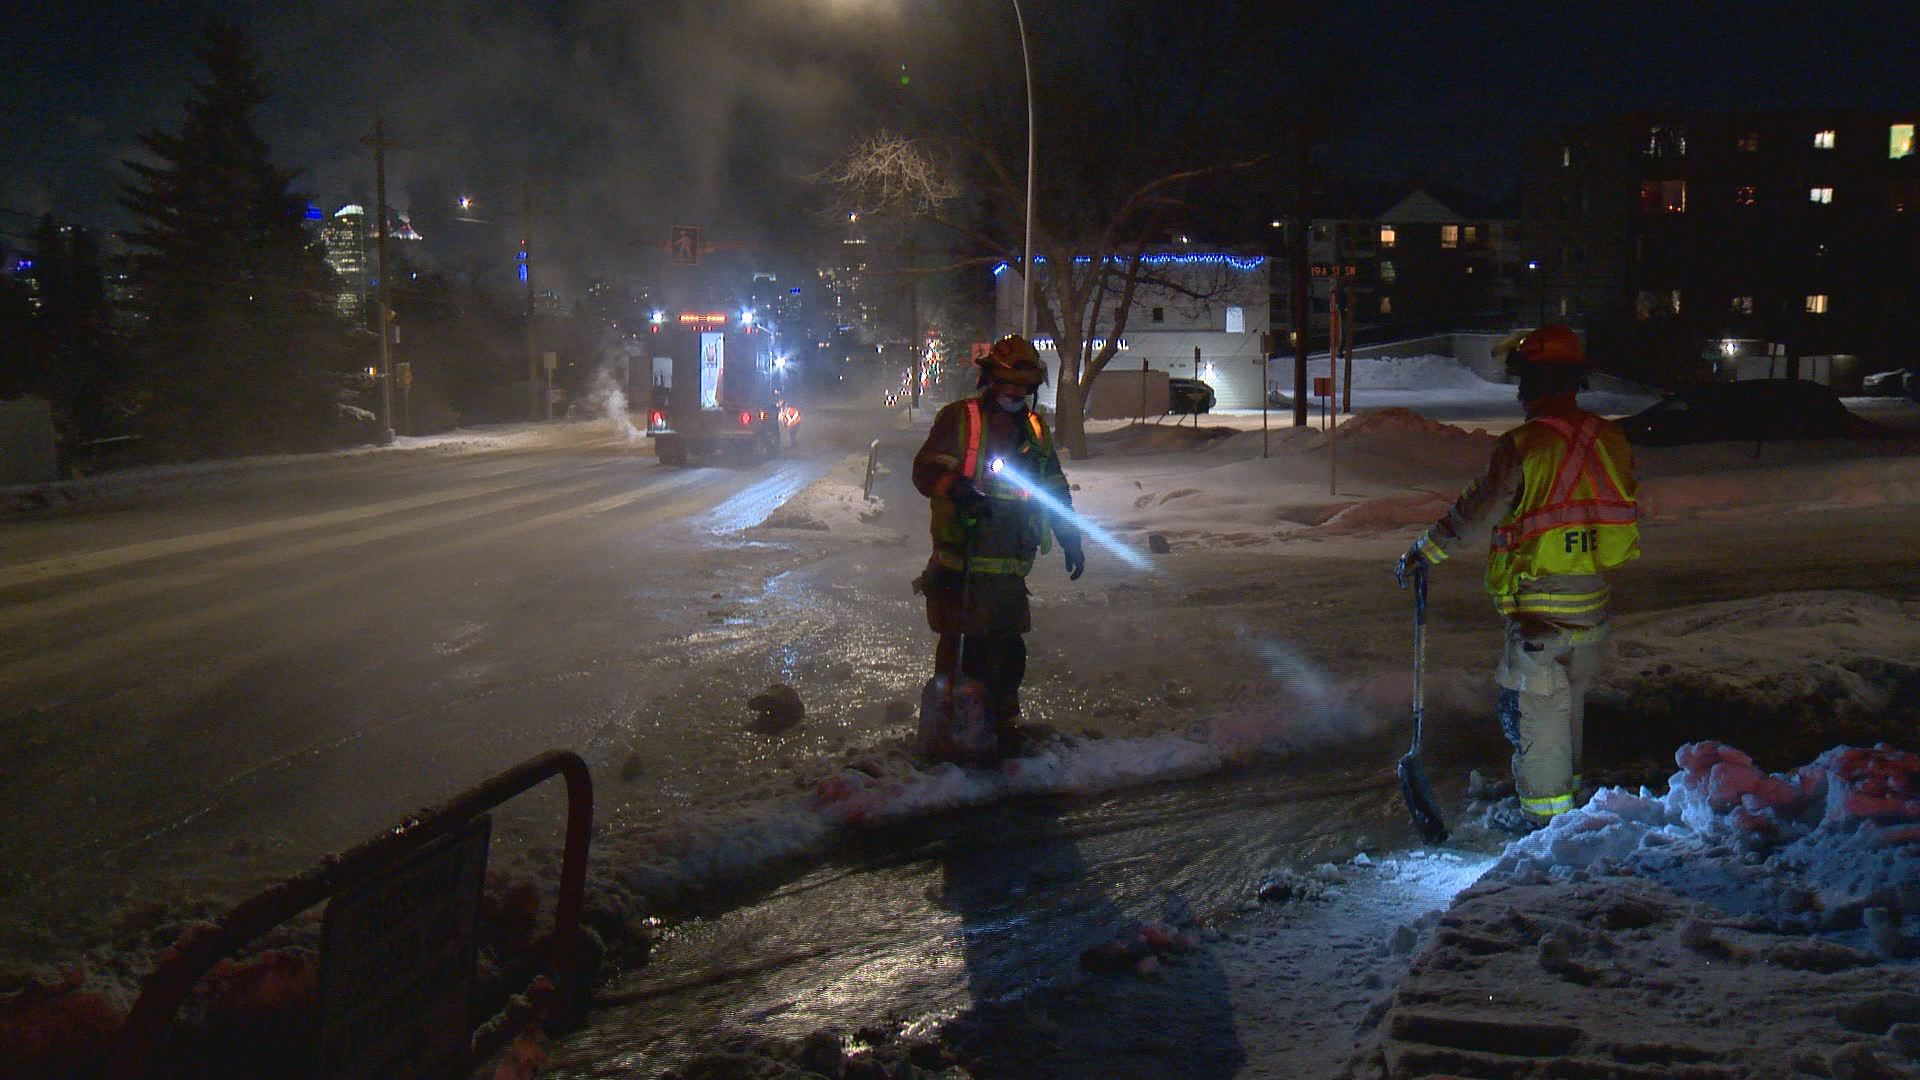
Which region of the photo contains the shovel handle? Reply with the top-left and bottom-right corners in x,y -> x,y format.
1411,562 -> 1426,750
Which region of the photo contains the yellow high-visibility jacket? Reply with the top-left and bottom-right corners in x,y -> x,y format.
1415,395 -> 1639,621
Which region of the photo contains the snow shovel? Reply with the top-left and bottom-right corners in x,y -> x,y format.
1398,561 -> 1450,843
916,534 -> 997,767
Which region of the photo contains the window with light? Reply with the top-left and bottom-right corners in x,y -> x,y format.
1379,224 -> 1397,247
1440,225 -> 1458,249
1806,294 -> 1830,314
1891,125 -> 1915,159
1640,180 -> 1687,213
1814,130 -> 1836,149
1732,296 -> 1754,314
1810,187 -> 1833,204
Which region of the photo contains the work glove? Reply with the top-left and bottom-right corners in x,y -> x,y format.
1393,544 -> 1426,589
949,478 -> 991,519
1062,536 -> 1086,581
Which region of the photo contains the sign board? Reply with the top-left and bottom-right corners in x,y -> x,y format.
318,817 -> 491,1080
1312,376 -> 1332,397
1311,264 -> 1358,278
670,225 -> 702,265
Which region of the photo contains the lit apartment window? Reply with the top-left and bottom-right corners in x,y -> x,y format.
1561,146 -> 1572,167
1810,186 -> 1834,204
1736,185 -> 1757,206
1645,124 -> 1687,158
1379,295 -> 1393,315
1379,260 -> 1397,283
1440,225 -> 1458,249
1463,225 -> 1478,244
1806,294 -> 1830,314
1225,306 -> 1245,333
1892,125 -> 1916,159
1814,129 -> 1836,149
1737,132 -> 1760,152
1639,179 -> 1687,213
1379,224 -> 1397,247
1732,295 -> 1754,314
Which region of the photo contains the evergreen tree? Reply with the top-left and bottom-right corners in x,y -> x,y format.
25,215 -> 119,436
120,21 -> 353,459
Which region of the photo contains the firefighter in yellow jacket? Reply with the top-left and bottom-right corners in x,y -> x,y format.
1396,325 -> 1639,834
913,336 -> 1084,756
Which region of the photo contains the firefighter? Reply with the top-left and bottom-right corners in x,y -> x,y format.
1396,325 -> 1640,834
913,335 -> 1085,757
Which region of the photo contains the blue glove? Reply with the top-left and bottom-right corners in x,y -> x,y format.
1394,545 -> 1426,589
1062,537 -> 1085,581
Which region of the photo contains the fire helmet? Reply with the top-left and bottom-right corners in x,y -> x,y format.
1513,324 -> 1586,366
976,335 -> 1049,388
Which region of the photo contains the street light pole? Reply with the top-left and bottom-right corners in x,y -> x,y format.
1013,0 -> 1036,341
368,113 -> 395,445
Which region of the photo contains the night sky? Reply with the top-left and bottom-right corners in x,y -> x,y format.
6,0 -> 1919,293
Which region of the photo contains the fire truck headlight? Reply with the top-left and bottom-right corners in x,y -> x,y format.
988,457 -> 1005,474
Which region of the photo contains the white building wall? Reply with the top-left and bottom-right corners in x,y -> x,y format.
995,254 -> 1271,412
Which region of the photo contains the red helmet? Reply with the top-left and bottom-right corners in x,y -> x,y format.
976,335 -> 1048,387
1514,324 -> 1586,366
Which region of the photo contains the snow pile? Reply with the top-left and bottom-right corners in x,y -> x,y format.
1333,406 -> 1497,441
1494,741 -> 1920,941
756,450 -> 894,539
1305,353 -> 1494,391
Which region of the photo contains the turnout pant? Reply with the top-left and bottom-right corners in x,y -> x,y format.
1496,618 -> 1610,819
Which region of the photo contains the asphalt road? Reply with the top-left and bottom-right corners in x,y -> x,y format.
0,421 -> 837,964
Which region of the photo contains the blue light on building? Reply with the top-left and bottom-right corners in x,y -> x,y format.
304,204 -> 324,221
518,265 -> 529,283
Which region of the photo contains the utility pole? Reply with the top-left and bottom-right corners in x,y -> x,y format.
1290,131 -> 1311,428
522,183 -> 540,421
364,114 -> 396,444
907,226 -> 921,414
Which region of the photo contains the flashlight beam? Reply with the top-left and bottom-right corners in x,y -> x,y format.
991,462 -> 1154,571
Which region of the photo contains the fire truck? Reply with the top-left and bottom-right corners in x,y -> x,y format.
640,312 -> 781,465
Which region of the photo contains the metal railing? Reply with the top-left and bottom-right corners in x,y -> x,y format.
111,749 -> 594,1079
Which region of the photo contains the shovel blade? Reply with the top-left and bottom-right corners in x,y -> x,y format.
917,674 -> 998,767
1397,749 -> 1450,844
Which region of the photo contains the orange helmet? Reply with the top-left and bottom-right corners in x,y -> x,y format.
1513,324 -> 1586,366
976,335 -> 1048,387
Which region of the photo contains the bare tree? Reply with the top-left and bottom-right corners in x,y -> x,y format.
822,2 -> 1297,457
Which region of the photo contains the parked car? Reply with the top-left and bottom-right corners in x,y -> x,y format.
1861,366 -> 1920,401
1168,377 -> 1216,415
1619,379 -> 1877,446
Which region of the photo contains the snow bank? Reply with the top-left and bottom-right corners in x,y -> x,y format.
755,450 -> 897,540
1356,741 -> 1920,1080
1495,742 -> 1920,941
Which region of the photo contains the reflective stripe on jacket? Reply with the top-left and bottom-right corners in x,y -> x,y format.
920,396 -> 1070,575
1484,412 -> 1639,616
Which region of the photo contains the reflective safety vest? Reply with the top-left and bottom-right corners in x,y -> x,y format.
930,398 -> 1056,574
1485,413 -> 1639,616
